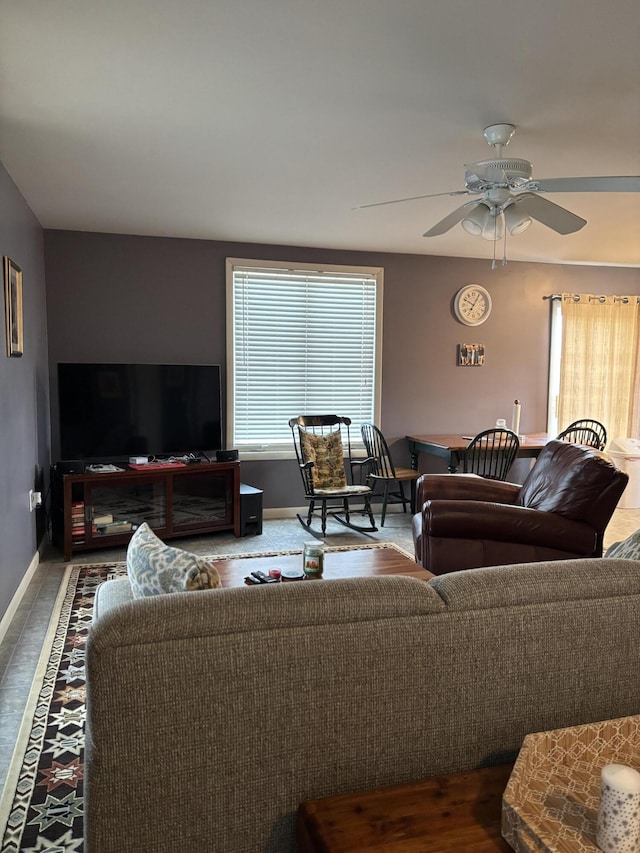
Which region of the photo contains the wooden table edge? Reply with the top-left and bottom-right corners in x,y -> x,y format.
296,762 -> 515,852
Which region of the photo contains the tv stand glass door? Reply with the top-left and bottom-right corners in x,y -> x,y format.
85,477 -> 168,545
171,470 -> 233,532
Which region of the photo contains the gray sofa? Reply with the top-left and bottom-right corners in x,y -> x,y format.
85,558 -> 640,852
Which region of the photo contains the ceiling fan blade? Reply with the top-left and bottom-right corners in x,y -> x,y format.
533,176 -> 640,193
514,193 -> 586,235
423,201 -> 481,237
355,189 -> 470,210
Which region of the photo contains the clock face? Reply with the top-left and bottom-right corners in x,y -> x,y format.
454,285 -> 492,326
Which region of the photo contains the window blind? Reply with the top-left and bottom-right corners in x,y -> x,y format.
227,260 -> 382,450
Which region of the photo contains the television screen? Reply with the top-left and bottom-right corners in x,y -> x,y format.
58,363 -> 223,461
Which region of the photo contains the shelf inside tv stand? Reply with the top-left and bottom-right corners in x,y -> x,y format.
52,461 -> 241,561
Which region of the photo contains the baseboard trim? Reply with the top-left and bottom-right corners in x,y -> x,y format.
263,506 -> 304,519
0,550 -> 40,647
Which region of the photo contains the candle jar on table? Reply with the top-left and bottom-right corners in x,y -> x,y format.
303,541 -> 324,578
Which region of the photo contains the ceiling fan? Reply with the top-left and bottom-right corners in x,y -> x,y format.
358,124 -> 640,243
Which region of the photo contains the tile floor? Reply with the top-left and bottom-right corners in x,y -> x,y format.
1,506 -> 639,791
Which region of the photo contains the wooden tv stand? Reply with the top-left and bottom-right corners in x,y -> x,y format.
51,461 -> 240,561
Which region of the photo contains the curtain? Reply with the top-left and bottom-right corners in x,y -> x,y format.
557,294 -> 639,441
633,326 -> 640,438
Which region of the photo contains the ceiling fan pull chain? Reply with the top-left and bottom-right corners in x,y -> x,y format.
502,223 -> 508,266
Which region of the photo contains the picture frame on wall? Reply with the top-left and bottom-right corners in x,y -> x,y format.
4,256 -> 23,357
457,343 -> 485,366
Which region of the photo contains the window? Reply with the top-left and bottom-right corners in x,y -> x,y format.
226,258 -> 383,456
547,293 -> 640,440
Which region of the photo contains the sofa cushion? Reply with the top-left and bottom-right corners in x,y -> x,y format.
605,528 -> 640,560
126,522 -> 221,598
300,428 -> 347,490
93,577 -> 134,621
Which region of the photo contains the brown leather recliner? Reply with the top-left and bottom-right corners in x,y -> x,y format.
412,439 -> 629,575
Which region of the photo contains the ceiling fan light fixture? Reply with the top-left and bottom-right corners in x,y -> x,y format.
504,203 -> 532,235
481,210 -> 504,241
461,203 -> 490,236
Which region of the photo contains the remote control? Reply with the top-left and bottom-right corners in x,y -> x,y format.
251,571 -> 278,583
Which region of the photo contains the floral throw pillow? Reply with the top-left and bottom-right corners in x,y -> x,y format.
299,428 -> 347,490
127,522 -> 221,598
604,528 -> 640,560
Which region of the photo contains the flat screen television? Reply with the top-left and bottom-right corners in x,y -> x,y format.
57,363 -> 223,461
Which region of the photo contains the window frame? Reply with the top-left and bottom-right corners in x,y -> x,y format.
225,257 -> 384,460
547,297 -> 562,437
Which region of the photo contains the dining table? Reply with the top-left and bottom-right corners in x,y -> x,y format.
406,432 -> 553,473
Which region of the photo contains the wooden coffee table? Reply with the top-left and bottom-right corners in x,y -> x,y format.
211,545 -> 434,588
297,763 -> 514,852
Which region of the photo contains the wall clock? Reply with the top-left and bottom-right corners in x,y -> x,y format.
453,284 -> 492,326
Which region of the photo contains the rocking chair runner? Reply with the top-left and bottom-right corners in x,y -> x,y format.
289,415 -> 378,537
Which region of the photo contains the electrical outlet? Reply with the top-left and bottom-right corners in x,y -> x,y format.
29,490 -> 42,512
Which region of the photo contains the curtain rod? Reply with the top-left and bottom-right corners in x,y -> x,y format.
543,293 -> 640,303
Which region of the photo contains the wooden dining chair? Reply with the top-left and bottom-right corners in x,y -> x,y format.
462,428 -> 520,481
557,419 -> 607,451
360,423 -> 419,526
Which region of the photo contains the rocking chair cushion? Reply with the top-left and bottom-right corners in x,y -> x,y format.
314,484 -> 372,496
300,428 -> 347,490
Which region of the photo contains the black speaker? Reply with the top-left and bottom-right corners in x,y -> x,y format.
239,483 -> 263,536
216,449 -> 239,462
55,460 -> 86,474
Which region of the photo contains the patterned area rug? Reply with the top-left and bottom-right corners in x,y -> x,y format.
0,542 -> 412,852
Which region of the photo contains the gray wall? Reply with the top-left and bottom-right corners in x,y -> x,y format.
0,162 -> 49,619
44,230 -> 640,506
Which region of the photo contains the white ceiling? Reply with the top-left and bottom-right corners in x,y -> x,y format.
1,0 -> 639,266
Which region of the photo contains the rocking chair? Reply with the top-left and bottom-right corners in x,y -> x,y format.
289,415 -> 378,538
